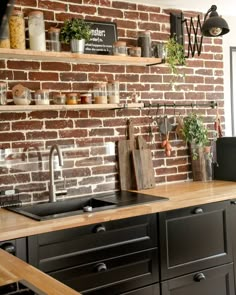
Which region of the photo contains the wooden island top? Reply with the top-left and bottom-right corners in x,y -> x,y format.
1,180 -> 236,295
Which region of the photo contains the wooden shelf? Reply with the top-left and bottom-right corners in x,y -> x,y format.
0,48 -> 162,66
0,103 -> 144,112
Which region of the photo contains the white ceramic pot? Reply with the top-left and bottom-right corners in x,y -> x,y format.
70,39 -> 85,53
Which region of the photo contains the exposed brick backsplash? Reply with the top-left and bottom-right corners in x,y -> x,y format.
0,1 -> 225,203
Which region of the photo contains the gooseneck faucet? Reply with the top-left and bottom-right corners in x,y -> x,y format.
49,144 -> 63,203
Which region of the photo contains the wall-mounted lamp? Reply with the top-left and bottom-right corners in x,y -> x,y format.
170,5 -> 230,58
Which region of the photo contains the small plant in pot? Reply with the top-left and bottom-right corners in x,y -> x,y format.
60,18 -> 92,53
181,113 -> 212,181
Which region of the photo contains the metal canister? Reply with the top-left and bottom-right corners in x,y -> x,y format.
137,31 -> 152,57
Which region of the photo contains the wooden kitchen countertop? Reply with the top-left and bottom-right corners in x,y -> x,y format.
1,180 -> 236,241
0,249 -> 81,294
1,180 -> 236,295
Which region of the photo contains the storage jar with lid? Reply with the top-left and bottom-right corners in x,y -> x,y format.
113,41 -> 127,56
107,80 -> 120,104
0,82 -> 7,105
0,16 -> 10,49
66,93 -> 78,105
80,92 -> 92,104
93,83 -> 107,104
48,27 -> 61,52
137,31 -> 152,57
34,89 -> 50,105
12,84 -> 31,105
9,10 -> 26,49
53,93 -> 66,105
28,11 -> 46,51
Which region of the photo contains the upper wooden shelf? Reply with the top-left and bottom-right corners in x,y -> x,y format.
0,103 -> 144,112
0,48 -> 162,66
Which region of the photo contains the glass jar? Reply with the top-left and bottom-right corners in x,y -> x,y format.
53,93 -> 66,105
128,46 -> 141,57
107,80 -> 120,104
12,84 -> 31,105
113,41 -> 127,56
35,89 -> 50,105
0,16 -> 10,49
9,10 -> 26,49
0,82 -> 7,105
48,27 -> 61,52
66,93 -> 78,105
137,31 -> 152,57
28,11 -> 46,51
80,92 -> 92,104
93,83 -> 107,104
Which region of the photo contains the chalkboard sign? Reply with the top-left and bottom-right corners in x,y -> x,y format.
84,21 -> 117,55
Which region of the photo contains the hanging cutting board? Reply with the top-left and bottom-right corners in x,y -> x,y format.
132,136 -> 156,190
118,120 -> 136,190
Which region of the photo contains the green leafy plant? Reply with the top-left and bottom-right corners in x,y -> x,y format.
181,113 -> 209,159
60,18 -> 92,44
165,36 -> 186,76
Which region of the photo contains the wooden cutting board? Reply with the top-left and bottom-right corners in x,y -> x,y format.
118,120 -> 136,190
132,135 -> 156,190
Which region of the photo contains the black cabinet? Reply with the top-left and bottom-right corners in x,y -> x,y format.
28,214 -> 159,294
0,238 -> 27,261
121,284 -> 160,295
161,263 -> 235,295
159,200 -> 232,280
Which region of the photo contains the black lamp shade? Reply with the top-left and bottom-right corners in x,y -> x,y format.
202,12 -> 230,37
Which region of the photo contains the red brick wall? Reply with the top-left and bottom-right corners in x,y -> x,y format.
0,1 -> 224,203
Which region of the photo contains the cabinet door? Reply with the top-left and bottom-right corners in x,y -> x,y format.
159,201 -> 232,280
49,249 -> 158,295
161,263 -> 235,295
121,283 -> 160,295
28,214 -> 157,273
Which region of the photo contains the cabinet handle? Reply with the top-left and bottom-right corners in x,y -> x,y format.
94,225 -> 106,233
193,207 -> 203,214
194,272 -> 206,282
95,263 -> 107,272
0,243 -> 15,255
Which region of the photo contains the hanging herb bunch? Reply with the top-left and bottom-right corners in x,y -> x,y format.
165,36 -> 186,87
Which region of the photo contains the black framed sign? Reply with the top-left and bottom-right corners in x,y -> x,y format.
84,20 -> 117,55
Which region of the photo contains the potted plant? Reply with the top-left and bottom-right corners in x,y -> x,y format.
181,113 -> 212,181
60,18 -> 92,53
165,36 -> 186,88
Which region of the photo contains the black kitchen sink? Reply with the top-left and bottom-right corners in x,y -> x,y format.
7,191 -> 168,221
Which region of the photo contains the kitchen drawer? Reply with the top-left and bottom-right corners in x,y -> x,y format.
49,249 -> 159,295
28,214 -> 157,272
161,263 -> 235,295
121,283 -> 160,295
0,238 -> 27,261
159,200 -> 232,280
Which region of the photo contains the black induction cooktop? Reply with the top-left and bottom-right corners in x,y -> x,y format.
0,280 -> 47,295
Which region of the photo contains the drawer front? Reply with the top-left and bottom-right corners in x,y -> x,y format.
161,263 -> 235,295
0,238 -> 27,261
28,214 -> 157,272
159,201 -> 232,280
121,284 -> 160,295
49,249 -> 159,295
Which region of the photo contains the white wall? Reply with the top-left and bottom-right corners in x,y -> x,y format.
223,16 -> 236,136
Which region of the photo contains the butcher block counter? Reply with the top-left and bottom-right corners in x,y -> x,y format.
1,180 -> 236,295
1,180 -> 236,241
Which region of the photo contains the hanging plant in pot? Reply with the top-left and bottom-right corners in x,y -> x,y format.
60,18 -> 92,53
181,113 -> 212,181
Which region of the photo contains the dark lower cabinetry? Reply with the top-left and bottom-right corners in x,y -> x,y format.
161,263 -> 234,295
159,200 -> 234,295
0,238 -> 27,261
28,214 -> 159,294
